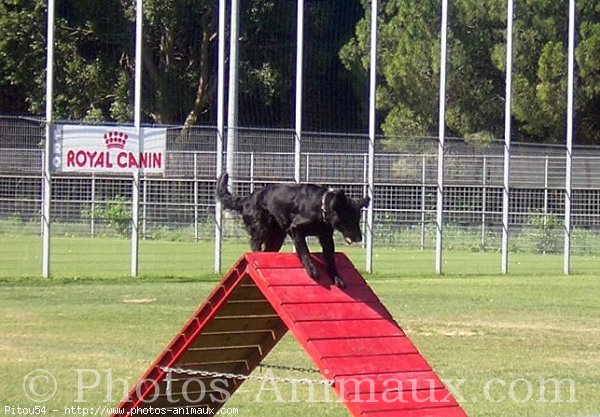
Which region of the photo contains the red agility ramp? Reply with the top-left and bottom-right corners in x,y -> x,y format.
113,253 -> 468,417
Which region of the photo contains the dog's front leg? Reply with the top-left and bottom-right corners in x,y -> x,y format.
289,227 -> 319,280
318,233 -> 345,288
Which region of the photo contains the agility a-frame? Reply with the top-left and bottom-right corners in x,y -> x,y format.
113,253 -> 468,417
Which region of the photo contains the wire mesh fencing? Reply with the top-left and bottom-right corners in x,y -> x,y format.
1,117 -> 600,278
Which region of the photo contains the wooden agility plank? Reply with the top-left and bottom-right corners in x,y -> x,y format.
113,252 -> 468,417
247,252 -> 468,417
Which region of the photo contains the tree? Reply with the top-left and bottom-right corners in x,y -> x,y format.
1,0 -> 365,132
0,0 -> 217,125
234,0 -> 362,131
0,0 -> 132,121
142,0 -> 216,126
341,0 -> 600,146
0,0 -> 46,114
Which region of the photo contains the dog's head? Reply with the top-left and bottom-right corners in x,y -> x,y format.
326,190 -> 370,244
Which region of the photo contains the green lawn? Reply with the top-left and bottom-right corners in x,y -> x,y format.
1,234 -> 598,279
1,236 -> 599,416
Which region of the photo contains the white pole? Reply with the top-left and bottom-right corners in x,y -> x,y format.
544,155 -> 549,221
250,152 -> 255,193
564,0 -> 576,275
91,174 -> 96,237
42,0 -> 56,278
501,0 -> 514,274
226,0 -> 239,184
214,0 -> 226,274
142,178 -> 147,238
294,0 -> 304,184
131,0 -> 143,277
193,153 -> 199,241
435,0 -> 449,275
481,156 -> 487,250
306,153 -> 311,182
421,155 -> 426,250
365,0 -> 377,274
362,152 -> 368,248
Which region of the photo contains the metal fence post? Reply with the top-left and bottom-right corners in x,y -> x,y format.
501,0 -> 515,275
42,0 -> 56,278
194,153 -> 199,242
420,155 -> 426,250
214,0 -> 226,274
294,0 -> 304,184
305,153 -> 310,183
226,0 -> 239,180
365,0 -> 377,274
250,151 -> 255,193
142,176 -> 147,239
130,0 -> 143,277
544,155 -> 549,222
481,156 -> 487,250
564,0 -> 576,275
91,174 -> 96,237
131,172 -> 140,276
363,153 -> 368,249
435,0 -> 449,275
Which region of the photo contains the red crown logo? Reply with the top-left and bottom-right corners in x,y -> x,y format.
104,131 -> 129,150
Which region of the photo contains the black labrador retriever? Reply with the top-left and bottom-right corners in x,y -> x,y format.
216,173 -> 370,288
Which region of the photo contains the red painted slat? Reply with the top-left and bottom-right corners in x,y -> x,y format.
309,336 -> 417,358
271,284 -> 380,304
256,266 -> 368,288
362,405 -> 468,417
343,388 -> 458,412
322,353 -> 432,378
335,371 -> 446,396
249,252 -> 357,272
346,388 -> 458,416
295,319 -> 405,340
249,252 -> 309,269
282,302 -> 393,321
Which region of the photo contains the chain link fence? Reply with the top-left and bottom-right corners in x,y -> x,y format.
1,116 -> 599,277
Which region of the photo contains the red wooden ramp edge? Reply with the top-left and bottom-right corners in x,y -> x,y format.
113,253 -> 468,417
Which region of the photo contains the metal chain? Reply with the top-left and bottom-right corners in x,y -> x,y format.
160,366 -> 334,387
258,362 -> 321,374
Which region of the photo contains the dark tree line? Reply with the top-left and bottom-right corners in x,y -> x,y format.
1,0 -> 599,143
342,0 -> 600,145
0,0 -> 363,132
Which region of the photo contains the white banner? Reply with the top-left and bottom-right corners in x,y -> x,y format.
52,125 -> 167,174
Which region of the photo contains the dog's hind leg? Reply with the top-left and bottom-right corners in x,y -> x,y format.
250,237 -> 264,252
264,230 -> 286,252
318,233 -> 346,288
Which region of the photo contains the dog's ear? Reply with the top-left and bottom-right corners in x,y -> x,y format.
331,190 -> 349,208
351,196 -> 370,209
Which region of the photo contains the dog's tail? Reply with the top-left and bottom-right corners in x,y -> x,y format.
216,172 -> 244,212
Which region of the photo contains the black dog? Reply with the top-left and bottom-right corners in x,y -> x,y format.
216,173 -> 370,288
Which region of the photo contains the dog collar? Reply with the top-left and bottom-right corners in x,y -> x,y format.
321,188 -> 335,222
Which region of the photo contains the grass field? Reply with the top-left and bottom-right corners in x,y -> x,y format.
2,234 -> 599,279
1,236 -> 599,417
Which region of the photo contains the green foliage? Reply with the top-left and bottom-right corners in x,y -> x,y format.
526,214 -> 562,254
464,131 -> 495,146
83,196 -> 132,237
0,0 -> 46,113
0,0 -> 362,131
341,0 -> 600,145
2,0 -> 600,140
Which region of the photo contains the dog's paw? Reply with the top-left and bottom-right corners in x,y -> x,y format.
334,276 -> 346,289
305,264 -> 319,281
